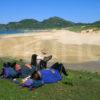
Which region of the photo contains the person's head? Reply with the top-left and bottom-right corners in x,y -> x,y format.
11,62 -> 16,68
31,71 -> 41,80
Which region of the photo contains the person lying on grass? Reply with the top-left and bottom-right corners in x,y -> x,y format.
0,62 -> 19,79
0,62 -> 36,79
0,53 -> 52,79
21,62 -> 68,90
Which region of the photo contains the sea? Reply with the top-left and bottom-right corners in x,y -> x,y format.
0,30 -> 30,35
0,29 -> 51,35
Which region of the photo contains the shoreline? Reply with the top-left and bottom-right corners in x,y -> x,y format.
0,29 -> 100,45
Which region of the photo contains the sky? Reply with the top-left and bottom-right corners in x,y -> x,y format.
0,0 -> 100,24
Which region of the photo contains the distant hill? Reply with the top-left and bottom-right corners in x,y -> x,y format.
0,17 -> 100,31
3,19 -> 40,30
41,17 -> 75,28
0,17 -> 75,31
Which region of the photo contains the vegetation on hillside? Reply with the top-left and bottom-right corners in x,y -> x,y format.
41,17 -> 75,29
0,17 -> 75,31
0,17 -> 100,32
69,21 -> 100,32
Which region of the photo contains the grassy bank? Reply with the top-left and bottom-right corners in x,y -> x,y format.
0,58 -> 100,100
68,25 -> 100,32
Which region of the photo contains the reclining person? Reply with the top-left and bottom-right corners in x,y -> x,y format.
21,62 -> 68,90
0,62 -> 18,79
0,61 -> 36,79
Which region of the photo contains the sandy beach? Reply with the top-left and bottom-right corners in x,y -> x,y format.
0,30 -> 100,73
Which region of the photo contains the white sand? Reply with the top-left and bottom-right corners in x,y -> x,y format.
1,30 -> 100,45
0,29 -> 100,63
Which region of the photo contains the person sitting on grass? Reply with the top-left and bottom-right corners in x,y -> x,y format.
31,52 -> 52,70
21,62 -> 68,90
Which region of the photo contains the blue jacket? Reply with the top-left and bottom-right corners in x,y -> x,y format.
4,67 -> 17,78
21,68 -> 62,89
39,68 -> 62,83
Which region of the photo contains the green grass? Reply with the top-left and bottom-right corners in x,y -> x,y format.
0,59 -> 100,100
